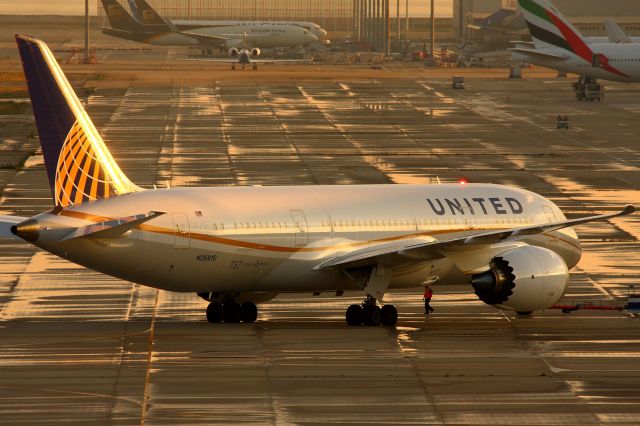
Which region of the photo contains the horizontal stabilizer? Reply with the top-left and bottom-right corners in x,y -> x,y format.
509,47 -> 567,60
316,205 -> 635,271
0,215 -> 28,240
63,211 -> 165,240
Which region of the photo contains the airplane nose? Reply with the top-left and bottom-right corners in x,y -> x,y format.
319,29 -> 328,40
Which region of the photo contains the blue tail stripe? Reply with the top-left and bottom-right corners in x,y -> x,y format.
16,36 -> 75,192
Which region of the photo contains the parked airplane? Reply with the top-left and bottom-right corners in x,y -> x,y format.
3,35 -> 634,326
100,0 -> 318,50
128,0 -> 329,42
512,0 -> 640,84
472,13 -> 637,45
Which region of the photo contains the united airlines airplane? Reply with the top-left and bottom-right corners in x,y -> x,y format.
3,35 -> 633,326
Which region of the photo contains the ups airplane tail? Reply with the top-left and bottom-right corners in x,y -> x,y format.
100,0 -> 172,42
15,35 -> 139,207
101,0 -> 142,32
129,0 -> 173,27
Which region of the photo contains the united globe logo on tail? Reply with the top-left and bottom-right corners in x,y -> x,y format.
55,121 -> 116,207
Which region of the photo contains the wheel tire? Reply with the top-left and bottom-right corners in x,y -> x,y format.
346,304 -> 364,326
223,302 -> 241,323
206,302 -> 223,323
516,311 -> 533,316
380,305 -> 398,326
363,305 -> 381,326
240,302 -> 258,323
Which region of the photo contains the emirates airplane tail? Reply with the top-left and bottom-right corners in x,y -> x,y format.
514,0 -> 640,82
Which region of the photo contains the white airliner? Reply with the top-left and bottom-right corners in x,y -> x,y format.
127,0 -> 329,42
511,0 -> 640,83
101,0 -> 318,50
3,35 -> 634,326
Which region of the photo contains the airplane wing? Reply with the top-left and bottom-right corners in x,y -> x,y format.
62,211 -> 165,240
183,58 -> 313,64
180,32 -> 273,45
509,48 -> 568,60
0,215 -> 28,240
180,31 -> 228,46
315,205 -> 635,270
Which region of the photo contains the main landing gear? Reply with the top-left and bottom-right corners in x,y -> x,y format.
206,301 -> 258,323
346,296 -> 398,327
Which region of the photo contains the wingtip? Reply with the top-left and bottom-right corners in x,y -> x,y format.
623,205 -> 636,215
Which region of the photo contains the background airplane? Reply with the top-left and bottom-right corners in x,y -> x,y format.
472,14 -> 637,45
511,0 -> 640,95
185,32 -> 313,70
101,0 -> 318,51
3,35 -> 634,326
127,0 -> 329,42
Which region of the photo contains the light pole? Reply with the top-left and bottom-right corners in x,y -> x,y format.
83,0 -> 89,64
430,0 -> 435,59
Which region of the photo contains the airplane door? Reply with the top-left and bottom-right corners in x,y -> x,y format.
290,210 -> 308,246
172,213 -> 190,249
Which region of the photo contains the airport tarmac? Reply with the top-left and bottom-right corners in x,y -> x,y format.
1,32 -> 640,424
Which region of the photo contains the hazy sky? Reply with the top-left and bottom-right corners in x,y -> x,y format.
0,0 -> 454,17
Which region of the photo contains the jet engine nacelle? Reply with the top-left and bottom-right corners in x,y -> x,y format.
471,246 -> 569,312
250,48 -> 261,57
228,47 -> 239,57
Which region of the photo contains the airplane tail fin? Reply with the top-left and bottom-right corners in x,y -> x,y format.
101,0 -> 143,32
15,35 -> 138,208
604,19 -> 631,44
133,0 -> 174,28
126,0 -> 143,22
517,0 -> 592,61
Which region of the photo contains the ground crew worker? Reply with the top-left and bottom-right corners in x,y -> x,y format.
423,286 -> 434,315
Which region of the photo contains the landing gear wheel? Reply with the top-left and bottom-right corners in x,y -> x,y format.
240,302 -> 258,323
380,304 -> 398,326
252,65 -> 258,70
223,301 -> 241,323
516,311 -> 533,316
346,304 -> 364,326
231,65 -> 236,70
363,304 -> 381,326
206,302 -> 223,323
